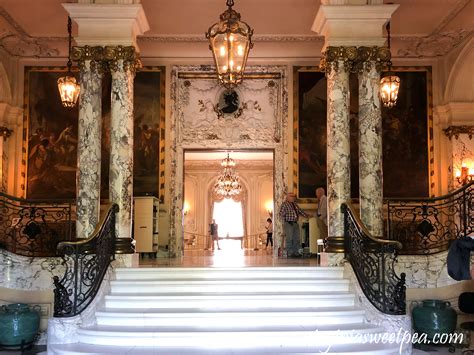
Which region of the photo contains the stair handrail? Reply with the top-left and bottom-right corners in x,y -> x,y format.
385,181 -> 473,255
53,204 -> 119,317
0,191 -> 75,257
342,201 -> 406,315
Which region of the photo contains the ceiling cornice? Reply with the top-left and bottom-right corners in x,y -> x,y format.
0,6 -> 59,57
396,30 -> 472,58
431,0 -> 471,35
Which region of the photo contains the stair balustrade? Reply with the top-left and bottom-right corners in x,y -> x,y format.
385,181 -> 473,255
0,192 -> 75,257
53,204 -> 119,317
342,202 -> 406,315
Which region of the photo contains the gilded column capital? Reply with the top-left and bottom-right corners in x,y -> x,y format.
320,46 -> 358,73
354,46 -> 391,73
0,126 -> 12,140
104,45 -> 141,74
71,46 -> 107,74
443,125 -> 474,140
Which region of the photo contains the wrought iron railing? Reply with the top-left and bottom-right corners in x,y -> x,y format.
342,202 -> 406,315
0,192 -> 75,257
385,182 -> 473,255
53,204 -> 118,317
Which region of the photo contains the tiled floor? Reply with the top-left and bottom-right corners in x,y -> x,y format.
139,239 -> 319,268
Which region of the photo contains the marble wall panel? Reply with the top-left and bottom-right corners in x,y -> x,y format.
0,250 -> 64,291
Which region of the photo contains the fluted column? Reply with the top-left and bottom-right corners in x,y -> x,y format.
73,46 -> 105,239
358,48 -> 390,237
105,46 -> 138,240
322,47 -> 356,251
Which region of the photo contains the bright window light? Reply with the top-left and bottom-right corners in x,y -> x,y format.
213,199 -> 244,237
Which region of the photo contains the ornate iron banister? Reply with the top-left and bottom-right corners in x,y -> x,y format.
0,192 -> 75,257
53,204 -> 119,317
342,201 -> 406,315
385,181 -> 473,254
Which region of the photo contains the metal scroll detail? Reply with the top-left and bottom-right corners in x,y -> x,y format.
385,182 -> 473,255
53,204 -> 118,318
0,192 -> 75,257
343,202 -> 406,315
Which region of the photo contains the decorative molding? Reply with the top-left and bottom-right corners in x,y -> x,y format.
396,30 -> 473,58
185,160 -> 273,170
431,0 -> 471,34
0,126 -> 12,139
0,6 -> 59,57
138,34 -> 324,43
443,126 -> 474,140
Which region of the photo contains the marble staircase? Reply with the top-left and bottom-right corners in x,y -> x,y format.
48,267 -> 405,354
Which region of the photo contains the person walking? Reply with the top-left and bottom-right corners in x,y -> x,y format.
265,218 -> 273,249
315,187 -> 328,240
209,219 -> 221,251
279,192 -> 310,257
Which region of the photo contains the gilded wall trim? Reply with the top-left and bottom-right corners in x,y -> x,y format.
443,125 -> 474,140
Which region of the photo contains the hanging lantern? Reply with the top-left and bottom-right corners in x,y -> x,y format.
380,74 -> 400,108
380,21 -> 400,108
205,0 -> 253,88
57,17 -> 80,108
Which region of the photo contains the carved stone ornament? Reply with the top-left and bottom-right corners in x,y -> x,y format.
396,30 -> 472,58
443,125 -> 474,140
0,7 -> 59,57
0,126 -> 12,139
71,46 -> 106,73
104,45 -> 141,74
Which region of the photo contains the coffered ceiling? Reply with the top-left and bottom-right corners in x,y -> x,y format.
0,0 -> 472,58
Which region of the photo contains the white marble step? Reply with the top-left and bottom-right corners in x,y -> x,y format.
109,278 -> 350,293
76,323 -> 387,347
104,292 -> 355,309
49,341 -> 404,354
114,266 -> 344,280
95,306 -> 366,327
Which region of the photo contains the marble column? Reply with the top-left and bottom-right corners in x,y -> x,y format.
106,46 -> 137,240
358,58 -> 384,237
324,47 -> 355,245
73,47 -> 104,239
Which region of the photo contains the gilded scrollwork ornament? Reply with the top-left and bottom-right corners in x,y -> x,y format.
104,45 -> 141,74
71,46 -> 107,74
354,46 -> 391,73
320,46 -> 358,74
443,126 -> 474,140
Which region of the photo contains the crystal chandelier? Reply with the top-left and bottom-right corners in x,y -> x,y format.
57,16 -> 80,108
205,0 -> 253,88
214,153 -> 242,198
380,21 -> 400,108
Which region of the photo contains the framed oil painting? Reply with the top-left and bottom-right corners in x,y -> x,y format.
23,66 -> 165,200
294,66 -> 432,201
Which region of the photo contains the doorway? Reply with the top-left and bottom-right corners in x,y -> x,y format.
183,150 -> 274,254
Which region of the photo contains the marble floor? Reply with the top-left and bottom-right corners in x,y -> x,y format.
139,239 -> 319,268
